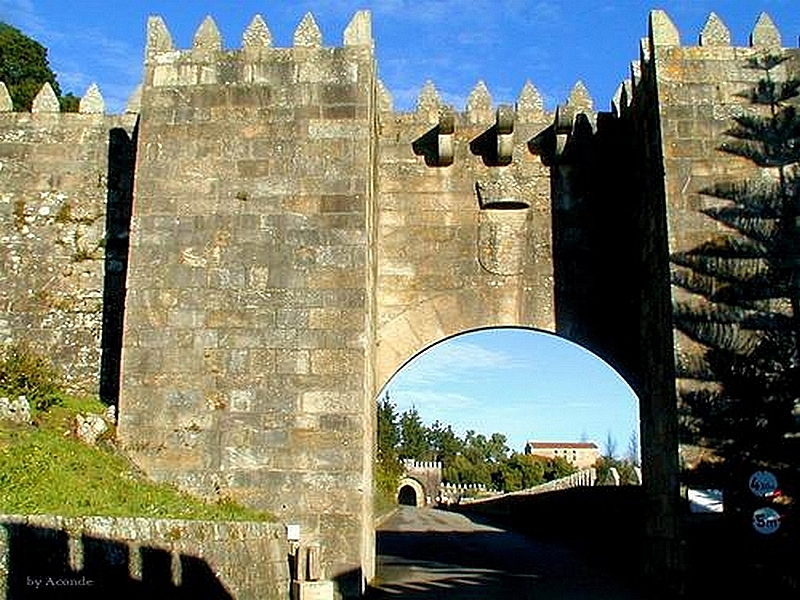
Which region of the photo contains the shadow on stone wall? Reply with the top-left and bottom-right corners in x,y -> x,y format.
3,522 -> 232,599
99,123 -> 137,405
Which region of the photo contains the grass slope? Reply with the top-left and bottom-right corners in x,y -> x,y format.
0,395 -> 270,521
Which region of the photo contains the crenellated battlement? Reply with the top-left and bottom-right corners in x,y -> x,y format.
379,77 -> 557,122
0,80 -> 139,116
647,10 -> 785,50
144,11 -> 373,89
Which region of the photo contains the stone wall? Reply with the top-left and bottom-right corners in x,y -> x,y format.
116,13 -> 376,597
645,12 -> 800,391
0,514 -> 288,599
374,80 -> 555,386
0,85 -> 136,394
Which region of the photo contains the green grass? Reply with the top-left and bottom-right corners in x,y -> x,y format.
0,395 -> 272,521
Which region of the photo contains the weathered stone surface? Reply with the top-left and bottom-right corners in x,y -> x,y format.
750,12 -> 781,49
649,9 -> 681,47
31,82 -> 59,113
294,13 -> 322,47
125,84 -> 142,113
567,80 -> 593,112
516,80 -> 543,120
145,15 -> 174,59
79,83 -> 105,114
0,515 -> 289,600
192,15 -> 223,54
416,80 -> 441,115
0,82 -> 12,111
0,396 -> 31,424
344,10 -> 372,47
376,79 -> 392,112
699,12 -> 731,47
242,14 -> 272,51
466,80 -> 492,124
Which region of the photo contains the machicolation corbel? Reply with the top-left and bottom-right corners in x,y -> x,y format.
412,105 -> 454,167
469,104 -> 515,167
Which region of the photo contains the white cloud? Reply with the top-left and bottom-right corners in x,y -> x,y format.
392,338 -> 520,387
390,388 -> 477,414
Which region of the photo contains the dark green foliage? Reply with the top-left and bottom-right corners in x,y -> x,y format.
0,344 -> 65,410
398,407 -> 431,460
672,54 -> 800,468
0,22 -> 77,111
374,394 -> 405,513
59,91 -> 80,112
0,22 -> 61,110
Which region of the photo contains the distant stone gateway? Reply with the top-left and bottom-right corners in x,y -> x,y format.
0,9 -> 795,597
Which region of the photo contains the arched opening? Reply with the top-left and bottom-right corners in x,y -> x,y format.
379,327 -> 641,477
398,485 -> 417,506
395,477 -> 426,507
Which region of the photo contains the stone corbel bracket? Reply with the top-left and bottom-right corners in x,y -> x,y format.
411,106 -> 455,167
528,104 -> 586,166
553,104 -> 574,160
437,108 -> 455,166
495,104 -> 515,164
469,103 -> 515,167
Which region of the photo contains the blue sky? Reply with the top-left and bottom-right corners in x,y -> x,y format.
1,1 -> 798,114
1,1 -> 797,455
383,329 -> 640,455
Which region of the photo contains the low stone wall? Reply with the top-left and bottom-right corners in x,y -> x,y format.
0,515 -> 290,599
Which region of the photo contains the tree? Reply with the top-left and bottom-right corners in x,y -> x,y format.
398,407 -> 431,460
375,393 -> 404,512
603,430 -> 618,459
0,22 -> 76,111
427,421 -> 463,464
377,392 -> 400,463
626,431 -> 640,466
672,53 -> 800,468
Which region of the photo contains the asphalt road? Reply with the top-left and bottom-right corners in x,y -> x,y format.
367,506 -> 643,599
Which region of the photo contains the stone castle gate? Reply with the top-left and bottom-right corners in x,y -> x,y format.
1,8 -> 797,598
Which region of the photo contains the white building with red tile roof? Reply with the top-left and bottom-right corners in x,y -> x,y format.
524,441 -> 600,469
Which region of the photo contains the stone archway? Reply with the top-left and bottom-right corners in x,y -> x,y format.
376,323 -> 678,584
397,477 -> 426,507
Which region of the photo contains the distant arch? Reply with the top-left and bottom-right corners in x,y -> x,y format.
397,477 -> 425,507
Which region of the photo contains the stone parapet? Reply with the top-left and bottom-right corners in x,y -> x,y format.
0,514 -> 288,599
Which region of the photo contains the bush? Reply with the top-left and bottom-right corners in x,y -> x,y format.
0,344 -> 64,410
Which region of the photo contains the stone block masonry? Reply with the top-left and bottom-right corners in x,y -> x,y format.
0,83 -> 137,394
0,514 -> 289,599
117,12 -> 376,598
